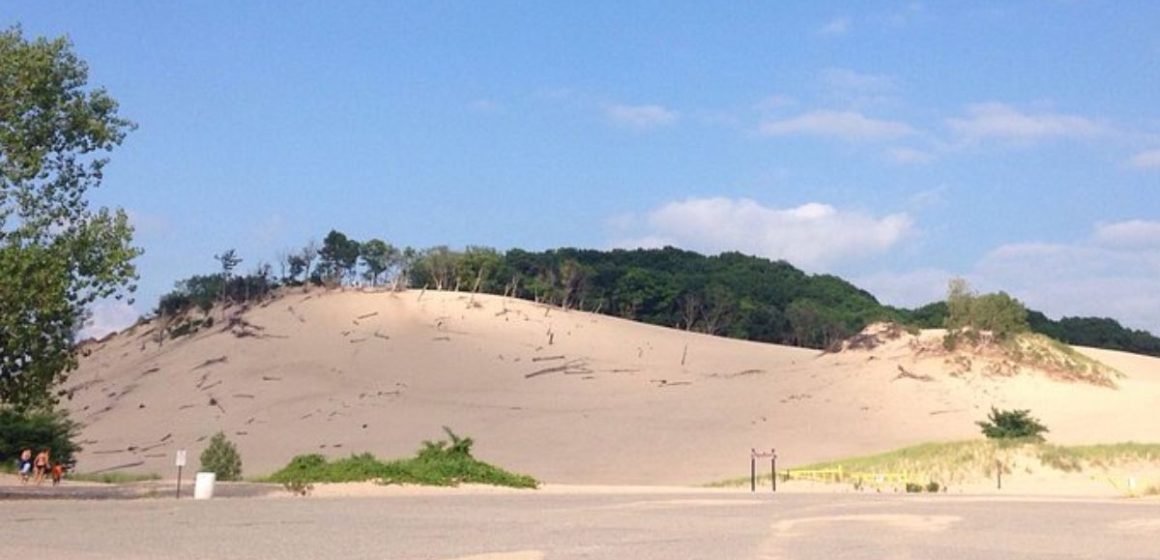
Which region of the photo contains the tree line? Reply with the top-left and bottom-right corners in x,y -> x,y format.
154,230 -> 1160,357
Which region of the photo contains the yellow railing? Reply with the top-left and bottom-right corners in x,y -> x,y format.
781,467 -> 923,489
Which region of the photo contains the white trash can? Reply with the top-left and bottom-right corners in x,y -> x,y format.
194,472 -> 216,500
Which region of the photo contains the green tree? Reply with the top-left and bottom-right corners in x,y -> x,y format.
944,279 -> 1029,345
359,238 -> 396,286
0,28 -> 140,409
199,431 -> 243,481
213,248 -> 242,311
977,407 -> 1049,441
0,407 -> 81,466
318,230 -> 360,285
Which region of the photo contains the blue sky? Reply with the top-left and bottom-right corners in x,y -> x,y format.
7,1 -> 1160,334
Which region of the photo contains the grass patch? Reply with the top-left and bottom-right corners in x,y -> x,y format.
1037,442 -> 1160,469
710,440 -> 1160,488
264,428 -> 538,490
1004,333 -> 1123,386
69,471 -> 162,484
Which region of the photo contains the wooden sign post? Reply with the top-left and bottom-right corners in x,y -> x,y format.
175,449 -> 187,499
751,448 -> 777,493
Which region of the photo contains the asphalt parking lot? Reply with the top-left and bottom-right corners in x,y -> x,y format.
4,490 -> 1158,559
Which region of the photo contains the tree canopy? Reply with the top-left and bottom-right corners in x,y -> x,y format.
155,228 -> 1160,358
0,27 -> 140,408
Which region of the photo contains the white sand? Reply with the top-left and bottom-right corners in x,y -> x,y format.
63,289 -> 1160,486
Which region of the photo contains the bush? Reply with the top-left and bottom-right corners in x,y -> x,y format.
977,407 -> 1049,441
925,481 -> 941,493
266,427 -> 538,489
0,408 -> 81,468
199,431 -> 242,481
905,482 -> 923,493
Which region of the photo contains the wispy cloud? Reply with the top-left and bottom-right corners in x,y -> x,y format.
611,197 -> 913,271
820,68 -> 901,108
754,94 -> 796,112
821,68 -> 897,94
817,17 -> 851,37
760,110 -> 916,141
1128,148 -> 1160,170
887,147 -> 935,164
976,233 -> 1160,333
947,103 -> 1110,144
605,104 -> 678,129
1093,220 -> 1160,248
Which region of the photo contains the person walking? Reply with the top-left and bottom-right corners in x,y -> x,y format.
18,448 -> 33,483
32,448 -> 50,485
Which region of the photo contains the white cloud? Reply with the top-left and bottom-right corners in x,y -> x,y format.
605,104 -> 678,129
817,17 -> 851,37
821,68 -> 897,94
887,147 -> 934,164
1093,220 -> 1160,248
1128,148 -> 1160,170
613,197 -> 913,271
820,68 -> 901,108
754,95 -> 796,112
947,103 -> 1109,143
81,300 -> 140,340
975,236 -> 1160,333
759,110 -> 916,141
857,219 -> 1160,334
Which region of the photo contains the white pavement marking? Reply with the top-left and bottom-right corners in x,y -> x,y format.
771,514 -> 960,536
1109,518 -> 1160,534
443,551 -> 545,560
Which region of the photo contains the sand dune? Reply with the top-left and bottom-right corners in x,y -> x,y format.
64,289 -> 1160,485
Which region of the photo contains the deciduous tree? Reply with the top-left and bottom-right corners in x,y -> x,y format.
0,28 -> 140,408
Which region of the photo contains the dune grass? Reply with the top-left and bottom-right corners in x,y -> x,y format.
264,428 -> 538,490
69,471 -> 162,484
710,440 -> 1160,488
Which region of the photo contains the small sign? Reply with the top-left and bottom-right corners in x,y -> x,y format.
176,449 -> 187,468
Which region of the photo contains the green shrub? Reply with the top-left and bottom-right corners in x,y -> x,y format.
977,407 -> 1049,441
266,427 -> 537,489
925,481 -> 941,493
199,431 -> 243,481
905,482 -> 923,493
0,408 -> 81,468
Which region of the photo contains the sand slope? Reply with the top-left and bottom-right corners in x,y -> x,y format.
64,289 -> 1160,484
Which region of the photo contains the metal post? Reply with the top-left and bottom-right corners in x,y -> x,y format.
750,449 -> 756,493
771,449 -> 777,493
176,465 -> 183,499
996,460 -> 1002,490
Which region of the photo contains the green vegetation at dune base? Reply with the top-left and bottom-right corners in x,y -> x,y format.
68,471 -> 161,484
264,428 -> 538,491
710,440 -> 1160,488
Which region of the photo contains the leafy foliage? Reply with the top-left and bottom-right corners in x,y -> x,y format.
0,407 -> 81,467
0,27 -> 140,408
153,228 -> 1160,357
977,407 -> 1049,441
318,230 -> 360,285
266,427 -> 538,489
199,431 -> 243,481
942,279 -> 1029,349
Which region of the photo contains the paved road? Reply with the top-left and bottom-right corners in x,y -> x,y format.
4,491 -> 1158,559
